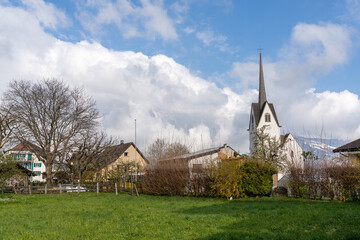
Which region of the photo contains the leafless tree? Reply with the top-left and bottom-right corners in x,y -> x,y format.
146,138 -> 190,164
63,131 -> 115,183
0,110 -> 15,149
1,79 -> 100,183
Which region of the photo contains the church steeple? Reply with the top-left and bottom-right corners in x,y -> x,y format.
258,52 -> 267,109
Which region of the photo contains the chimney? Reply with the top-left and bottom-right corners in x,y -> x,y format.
120,140 -> 124,144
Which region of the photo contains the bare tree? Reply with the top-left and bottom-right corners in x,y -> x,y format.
147,138 -> 190,164
64,131 -> 115,183
0,110 -> 15,149
2,79 -> 100,183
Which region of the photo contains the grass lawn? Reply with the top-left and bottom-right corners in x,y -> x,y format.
1,193 -> 360,240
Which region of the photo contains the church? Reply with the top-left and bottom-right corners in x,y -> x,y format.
248,52 -> 303,187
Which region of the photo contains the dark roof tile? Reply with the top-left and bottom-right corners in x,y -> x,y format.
333,138 -> 360,153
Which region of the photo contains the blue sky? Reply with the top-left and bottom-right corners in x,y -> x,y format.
1,0 -> 360,152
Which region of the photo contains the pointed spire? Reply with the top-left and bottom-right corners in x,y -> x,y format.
258,52 -> 267,108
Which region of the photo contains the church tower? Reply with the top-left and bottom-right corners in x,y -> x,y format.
249,52 -> 281,153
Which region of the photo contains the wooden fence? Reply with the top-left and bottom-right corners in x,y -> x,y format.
0,182 -> 141,196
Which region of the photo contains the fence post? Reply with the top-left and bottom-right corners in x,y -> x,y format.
97,182 -> 99,194
45,184 -> 47,194
115,183 -> 118,195
59,184 -> 62,194
29,185 -> 32,195
77,182 -> 80,194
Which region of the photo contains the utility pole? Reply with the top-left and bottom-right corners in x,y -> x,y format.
134,118 -> 137,182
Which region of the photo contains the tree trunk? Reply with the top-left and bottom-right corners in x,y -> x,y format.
46,164 -> 53,184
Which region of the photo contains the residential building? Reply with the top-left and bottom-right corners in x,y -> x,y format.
98,141 -> 149,178
159,144 -> 239,175
9,142 -> 46,182
333,138 -> 360,162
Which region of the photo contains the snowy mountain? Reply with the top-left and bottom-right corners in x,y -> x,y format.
295,137 -> 347,159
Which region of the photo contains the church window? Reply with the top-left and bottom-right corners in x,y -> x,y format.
265,113 -> 271,122
291,150 -> 294,158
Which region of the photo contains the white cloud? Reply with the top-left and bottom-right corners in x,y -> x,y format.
229,22 -> 359,142
196,30 -> 227,46
288,89 -> 360,140
1,3 -> 359,154
21,0 -> 70,29
0,4 -> 249,152
183,27 -> 195,34
346,0 -> 360,24
78,0 -> 178,40
139,0 -> 178,40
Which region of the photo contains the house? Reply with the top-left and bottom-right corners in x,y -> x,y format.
333,138 -> 360,162
159,144 -> 239,175
8,142 -> 46,182
248,52 -> 304,186
98,141 -> 149,179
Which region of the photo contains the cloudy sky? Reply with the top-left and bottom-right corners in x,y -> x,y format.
1,0 -> 360,153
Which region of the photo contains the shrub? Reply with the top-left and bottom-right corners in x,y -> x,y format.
288,156 -> 360,201
209,158 -> 276,199
143,157 -> 277,199
241,160 -> 277,197
209,158 -> 245,199
142,160 -> 190,196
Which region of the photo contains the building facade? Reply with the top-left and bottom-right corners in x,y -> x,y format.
249,53 -> 303,185
98,141 -> 149,179
9,142 -> 46,182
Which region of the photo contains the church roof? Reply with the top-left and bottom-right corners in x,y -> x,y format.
250,52 -> 280,128
251,102 -> 280,127
333,138 -> 360,153
259,52 -> 267,108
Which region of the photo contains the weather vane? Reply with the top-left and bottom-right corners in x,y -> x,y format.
257,47 -> 263,53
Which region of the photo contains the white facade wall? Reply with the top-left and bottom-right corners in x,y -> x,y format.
278,134 -> 304,181
249,103 -> 281,153
187,146 -> 237,176
9,150 -> 46,182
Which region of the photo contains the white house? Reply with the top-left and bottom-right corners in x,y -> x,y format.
248,52 -> 303,187
160,144 -> 239,176
9,142 -> 46,182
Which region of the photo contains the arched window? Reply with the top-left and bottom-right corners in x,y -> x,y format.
265,113 -> 271,122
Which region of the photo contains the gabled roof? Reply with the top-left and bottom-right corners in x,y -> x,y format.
10,141 -> 44,157
333,138 -> 360,153
162,144 -> 239,162
251,102 -> 280,127
98,142 -> 148,169
280,133 -> 290,145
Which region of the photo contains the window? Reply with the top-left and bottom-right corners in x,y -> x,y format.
124,152 -> 128,157
265,113 -> 271,122
13,154 -> 26,160
33,171 -> 42,176
28,154 -> 32,161
291,151 -> 294,158
33,163 -> 41,168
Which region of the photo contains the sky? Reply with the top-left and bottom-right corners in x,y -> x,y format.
1,0 -> 360,153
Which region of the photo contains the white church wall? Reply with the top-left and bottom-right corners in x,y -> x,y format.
278,134 -> 304,183
257,103 -> 281,141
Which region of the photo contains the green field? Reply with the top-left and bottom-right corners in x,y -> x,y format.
1,193 -> 360,240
